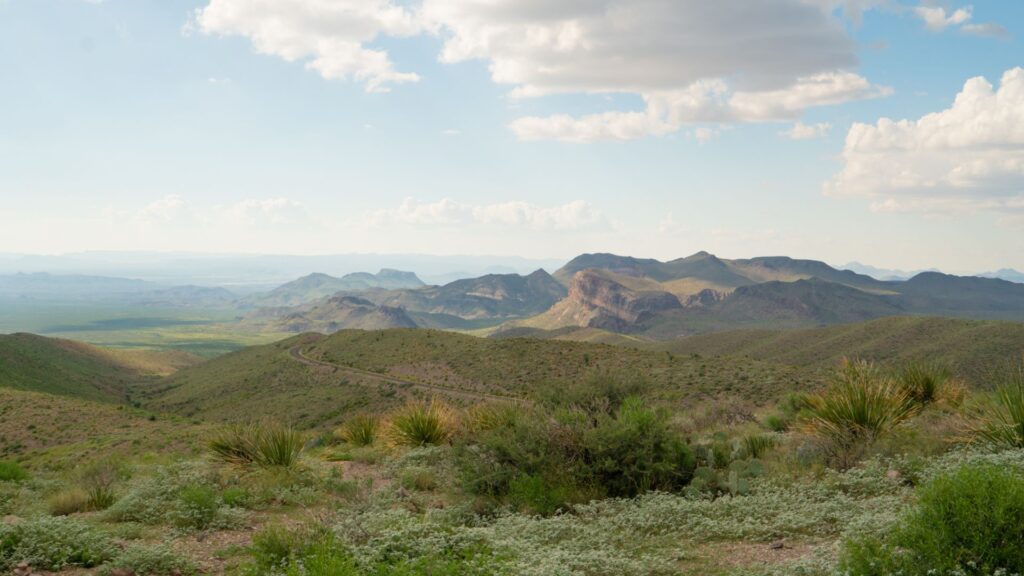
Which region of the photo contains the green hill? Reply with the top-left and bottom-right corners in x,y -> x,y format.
0,387 -> 204,469
144,329 -> 802,427
0,333 -> 200,403
655,316 -> 1024,386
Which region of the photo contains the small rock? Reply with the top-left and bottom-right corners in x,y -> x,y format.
108,569 -> 135,576
1,515 -> 20,525
769,541 -> 785,550
886,470 -> 902,481
13,562 -> 32,576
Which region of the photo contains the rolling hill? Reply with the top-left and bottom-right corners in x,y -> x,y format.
0,333 -> 200,403
247,295 -> 419,333
655,316 -> 1024,386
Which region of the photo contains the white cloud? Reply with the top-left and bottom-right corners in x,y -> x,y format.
914,5 -> 972,31
782,121 -> 833,140
191,0 -> 421,92
222,198 -> 307,227
441,129 -> 461,136
826,67 -> 1024,215
961,22 -> 1010,38
136,195 -> 189,222
510,72 -> 887,143
367,198 -> 605,231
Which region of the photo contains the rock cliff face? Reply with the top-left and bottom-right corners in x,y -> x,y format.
541,270 -> 683,331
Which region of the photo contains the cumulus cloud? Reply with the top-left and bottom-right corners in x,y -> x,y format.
191,0 -> 421,92
825,67 -> 1024,215
190,0 -> 891,141
367,198 -> 605,231
782,121 -> 833,140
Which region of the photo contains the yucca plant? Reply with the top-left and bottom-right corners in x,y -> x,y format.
803,360 -> 919,468
209,421 -> 303,468
339,414 -> 379,447
896,361 -> 963,407
740,433 -> 779,459
969,364 -> 1024,448
386,399 -> 457,447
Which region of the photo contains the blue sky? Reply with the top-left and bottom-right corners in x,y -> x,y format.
0,0 -> 1021,273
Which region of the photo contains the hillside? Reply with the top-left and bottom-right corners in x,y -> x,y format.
249,295 -> 418,333
144,329 -> 802,426
247,269 -> 424,307
656,316 -> 1024,386
0,387 -> 203,468
0,333 -> 200,403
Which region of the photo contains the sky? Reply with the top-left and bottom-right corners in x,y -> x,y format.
0,0 -> 1022,273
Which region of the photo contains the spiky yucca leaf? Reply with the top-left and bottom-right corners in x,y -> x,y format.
970,365 -> 1024,448
386,399 -> 457,447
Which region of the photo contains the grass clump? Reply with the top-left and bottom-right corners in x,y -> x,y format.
969,364 -> 1024,448
0,461 -> 28,483
0,516 -> 115,570
842,464 -> 1024,575
896,361 -> 964,408
209,421 -> 304,468
47,488 -> 92,516
339,414 -> 379,447
803,360 -> 918,469
386,400 -> 457,447
246,526 -> 358,575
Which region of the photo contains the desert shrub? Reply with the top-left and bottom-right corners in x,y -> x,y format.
803,360 -> 918,469
969,365 -> 1024,448
842,464 -> 1024,575
340,414 -> 379,447
47,488 -> 92,516
399,467 -> 438,492
247,526 -> 357,576
462,403 -> 521,435
209,422 -> 304,468
896,361 -> 964,407
583,397 -> 695,497
100,544 -> 196,576
0,461 -> 28,483
507,474 -> 570,517
387,400 -> 457,447
174,485 -> 220,530
539,373 -> 650,416
763,413 -> 788,432
106,464 -> 244,529
0,516 -> 115,570
79,460 -> 120,511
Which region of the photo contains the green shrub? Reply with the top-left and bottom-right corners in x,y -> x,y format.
387,400 -> 456,447
339,414 -> 379,447
507,474 -> 570,517
740,434 -> 780,459
0,461 -> 28,483
0,516 -> 115,570
970,365 -> 1024,448
842,464 -> 1024,575
209,422 -> 303,468
399,467 -> 438,492
803,360 -> 918,469
539,373 -> 650,416
175,485 -> 221,530
47,488 -> 92,516
584,397 -> 696,497
247,526 -> 357,576
101,544 -> 195,576
763,413 -> 789,432
79,460 -> 120,511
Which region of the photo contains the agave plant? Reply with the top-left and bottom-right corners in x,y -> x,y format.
896,361 -> 964,407
803,360 -> 919,468
385,399 -> 457,447
338,414 -> 379,447
969,364 -> 1024,448
209,421 -> 303,468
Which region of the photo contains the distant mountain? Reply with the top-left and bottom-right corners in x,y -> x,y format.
841,262 -> 922,281
0,273 -> 152,299
361,269 -> 567,322
555,252 -> 885,296
256,296 -> 418,333
981,268 -> 1024,284
896,272 -> 1024,318
248,269 -> 425,307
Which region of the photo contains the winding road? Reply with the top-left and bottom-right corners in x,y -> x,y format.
288,344 -> 526,404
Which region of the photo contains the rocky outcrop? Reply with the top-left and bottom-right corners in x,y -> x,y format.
273,296 -> 418,333
541,270 -> 683,331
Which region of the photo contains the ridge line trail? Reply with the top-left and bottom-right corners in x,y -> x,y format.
287,343 -> 528,405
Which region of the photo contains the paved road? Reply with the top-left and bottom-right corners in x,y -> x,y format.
288,344 -> 526,404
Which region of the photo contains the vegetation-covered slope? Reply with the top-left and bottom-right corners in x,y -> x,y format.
0,333 -> 199,403
656,316 -> 1024,386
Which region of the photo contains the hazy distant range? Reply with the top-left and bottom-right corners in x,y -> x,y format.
0,252 -> 567,289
